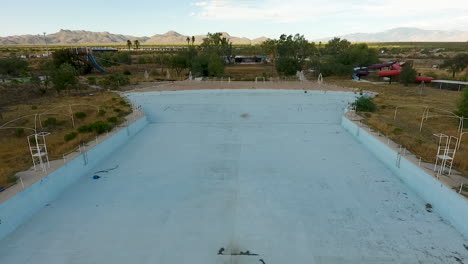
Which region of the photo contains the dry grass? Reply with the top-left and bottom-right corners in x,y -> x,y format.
0,92 -> 132,187
328,78 -> 467,177
225,64 -> 277,80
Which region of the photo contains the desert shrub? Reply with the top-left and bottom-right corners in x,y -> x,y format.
123,69 -> 132,75
353,96 -> 376,112
424,71 -> 438,79
117,111 -> 130,117
87,76 -> 97,85
43,117 -> 57,126
77,124 -> 92,133
77,121 -> 113,134
89,121 -> 112,134
98,109 -> 106,116
114,108 -> 122,113
74,112 -> 87,119
64,132 -> 77,141
31,105 -> 38,110
458,88 -> 468,127
51,63 -> 78,92
119,100 -> 128,106
98,73 -> 130,89
43,117 -> 64,127
319,62 -> 353,76
7,174 -> 18,184
400,64 -> 417,86
15,128 -> 24,137
107,116 -> 118,123
393,127 -> 403,134
0,56 -> 28,77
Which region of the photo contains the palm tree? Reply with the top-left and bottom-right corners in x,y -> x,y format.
126,40 -> 132,50
186,37 -> 190,46
191,36 -> 195,45
134,40 -> 140,49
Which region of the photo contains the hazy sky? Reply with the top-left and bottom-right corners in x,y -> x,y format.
1,0 -> 467,38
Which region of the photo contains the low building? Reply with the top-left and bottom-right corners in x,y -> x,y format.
234,56 -> 266,64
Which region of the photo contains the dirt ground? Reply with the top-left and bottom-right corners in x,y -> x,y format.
124,80 -> 354,93
326,78 -> 467,179
0,92 -> 132,188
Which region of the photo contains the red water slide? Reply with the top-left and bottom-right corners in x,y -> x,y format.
416,76 -> 434,82
378,70 -> 401,77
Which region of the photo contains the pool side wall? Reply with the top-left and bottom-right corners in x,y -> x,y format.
0,117 -> 149,240
342,116 -> 468,238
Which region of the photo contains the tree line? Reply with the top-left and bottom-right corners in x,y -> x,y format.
1,32 -> 468,93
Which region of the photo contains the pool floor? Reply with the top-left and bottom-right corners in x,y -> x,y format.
0,90 -> 466,263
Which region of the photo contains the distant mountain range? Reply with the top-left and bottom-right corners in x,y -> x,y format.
1,27 -> 467,45
0,30 -> 268,45
316,27 -> 468,42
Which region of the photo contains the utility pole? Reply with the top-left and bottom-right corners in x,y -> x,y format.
43,32 -> 50,56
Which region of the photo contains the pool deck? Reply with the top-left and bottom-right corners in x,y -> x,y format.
0,90 -> 466,264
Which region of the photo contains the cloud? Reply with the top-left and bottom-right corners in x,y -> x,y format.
190,0 -> 468,30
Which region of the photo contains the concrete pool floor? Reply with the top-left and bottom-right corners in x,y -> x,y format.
0,90 -> 467,264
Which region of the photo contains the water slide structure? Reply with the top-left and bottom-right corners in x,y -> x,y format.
71,48 -> 109,73
87,53 -> 107,73
353,61 -> 434,83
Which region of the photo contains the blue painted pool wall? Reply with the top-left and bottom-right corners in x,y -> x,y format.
0,117 -> 148,240
342,116 -> 468,238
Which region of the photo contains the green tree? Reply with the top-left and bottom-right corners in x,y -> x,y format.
276,34 -> 316,59
52,49 -> 91,74
261,39 -> 278,65
51,63 -> 78,92
170,53 -> 188,77
400,64 -> 417,86
191,54 -> 224,77
324,37 -> 351,55
272,34 -> 316,75
0,56 -> 28,77
276,57 -> 300,76
335,43 -> 379,66
186,36 -> 190,46
207,54 -> 224,77
200,32 -> 233,57
319,42 -> 378,76
127,40 -> 132,50
441,53 -> 468,78
191,36 -> 195,45
155,54 -> 171,73
96,52 -> 132,66
134,40 -> 140,49
191,55 -> 209,77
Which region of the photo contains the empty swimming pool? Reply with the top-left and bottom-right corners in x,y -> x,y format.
0,90 -> 466,264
